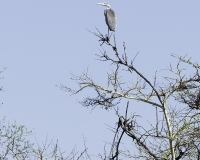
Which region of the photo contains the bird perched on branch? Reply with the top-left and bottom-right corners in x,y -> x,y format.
97,2 -> 117,37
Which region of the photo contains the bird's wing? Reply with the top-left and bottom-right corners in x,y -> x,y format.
105,9 -> 116,31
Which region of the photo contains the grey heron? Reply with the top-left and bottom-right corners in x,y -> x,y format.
97,2 -> 117,37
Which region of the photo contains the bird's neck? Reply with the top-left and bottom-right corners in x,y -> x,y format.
106,5 -> 111,9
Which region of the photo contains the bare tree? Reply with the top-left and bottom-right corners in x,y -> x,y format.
0,70 -> 89,160
61,29 -> 200,160
0,118 -> 91,160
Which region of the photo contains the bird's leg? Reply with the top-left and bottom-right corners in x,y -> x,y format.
114,33 -> 116,46
114,33 -> 117,53
107,28 -> 110,41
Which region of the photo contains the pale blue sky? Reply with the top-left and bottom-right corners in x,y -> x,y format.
1,0 -> 200,156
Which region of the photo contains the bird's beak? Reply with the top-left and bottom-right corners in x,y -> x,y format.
96,3 -> 102,5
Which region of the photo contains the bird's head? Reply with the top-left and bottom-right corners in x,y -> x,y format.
97,2 -> 111,8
